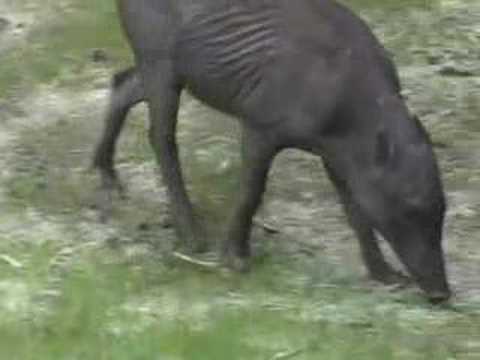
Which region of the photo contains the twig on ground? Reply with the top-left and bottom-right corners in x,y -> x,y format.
0,254 -> 23,269
254,219 -> 281,234
269,348 -> 305,360
172,251 -> 219,269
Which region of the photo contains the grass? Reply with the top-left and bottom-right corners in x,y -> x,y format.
1,238 -> 478,360
0,0 -> 130,96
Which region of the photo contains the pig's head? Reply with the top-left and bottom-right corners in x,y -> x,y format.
346,100 -> 451,303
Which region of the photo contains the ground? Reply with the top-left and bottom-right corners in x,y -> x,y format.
0,0 -> 479,359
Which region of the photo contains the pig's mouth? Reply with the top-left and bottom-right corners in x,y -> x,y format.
412,271 -> 452,304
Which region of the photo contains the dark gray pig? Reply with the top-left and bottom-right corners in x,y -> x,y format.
93,0 -> 451,303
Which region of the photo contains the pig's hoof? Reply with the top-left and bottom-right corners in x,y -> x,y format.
99,171 -> 127,200
98,209 -> 111,224
190,240 -> 209,254
95,191 -> 113,223
185,231 -> 209,254
115,180 -> 128,200
117,187 -> 127,201
427,290 -> 451,305
190,220 -> 210,253
224,254 -> 251,273
233,256 -> 251,273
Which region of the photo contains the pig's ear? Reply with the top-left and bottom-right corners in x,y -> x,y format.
374,129 -> 395,168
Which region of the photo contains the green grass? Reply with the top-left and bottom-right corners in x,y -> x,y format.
0,244 -> 478,359
0,0 -> 130,95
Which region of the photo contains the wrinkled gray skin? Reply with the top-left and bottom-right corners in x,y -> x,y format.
93,0 -> 451,303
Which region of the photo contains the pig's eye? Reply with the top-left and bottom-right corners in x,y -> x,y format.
374,130 -> 395,168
